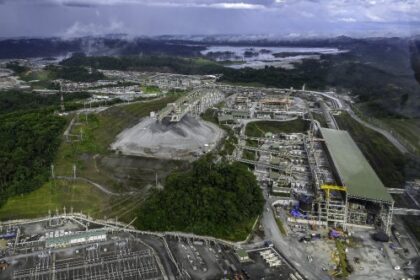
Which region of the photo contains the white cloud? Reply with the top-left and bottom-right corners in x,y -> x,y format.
209,2 -> 266,9
62,20 -> 125,38
139,1 -> 266,10
2,0 -> 420,38
339,17 -> 356,22
3,0 -> 420,20
40,0 -> 268,10
365,11 -> 384,22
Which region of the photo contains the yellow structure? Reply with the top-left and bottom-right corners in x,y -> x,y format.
320,185 -> 347,200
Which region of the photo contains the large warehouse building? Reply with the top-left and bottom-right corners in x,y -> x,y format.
314,128 -> 394,234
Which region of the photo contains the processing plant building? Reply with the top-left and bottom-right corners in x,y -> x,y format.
309,128 -> 394,234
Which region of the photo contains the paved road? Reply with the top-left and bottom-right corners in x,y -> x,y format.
261,190 -> 330,280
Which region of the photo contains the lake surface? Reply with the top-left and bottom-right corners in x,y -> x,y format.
201,46 -> 345,69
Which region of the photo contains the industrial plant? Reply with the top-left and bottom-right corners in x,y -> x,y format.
207,86 -> 395,235
0,63 -> 419,279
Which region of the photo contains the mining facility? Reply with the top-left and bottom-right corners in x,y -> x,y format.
219,86 -> 395,235
302,127 -> 394,233
1,62 -> 418,279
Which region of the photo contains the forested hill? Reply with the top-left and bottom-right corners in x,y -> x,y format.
0,91 -> 92,206
0,91 -> 90,114
0,37 -> 204,59
411,40 -> 420,85
136,155 -> 264,241
0,111 -> 65,205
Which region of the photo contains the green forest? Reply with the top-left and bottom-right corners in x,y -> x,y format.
0,90 -> 90,114
135,155 -> 264,240
0,110 -> 66,206
60,53 -> 224,75
0,91 -> 95,207
46,65 -> 105,82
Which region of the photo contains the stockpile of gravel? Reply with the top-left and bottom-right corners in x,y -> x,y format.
111,115 -> 224,160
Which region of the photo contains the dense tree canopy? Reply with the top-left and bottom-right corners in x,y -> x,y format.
46,65 -> 105,82
136,155 -> 264,240
0,91 -> 90,114
0,90 -> 91,206
0,110 -> 66,205
6,62 -> 28,74
61,53 -> 225,75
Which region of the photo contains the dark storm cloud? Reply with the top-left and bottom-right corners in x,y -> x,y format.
0,0 -> 419,37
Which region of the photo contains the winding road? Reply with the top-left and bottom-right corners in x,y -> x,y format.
261,190 -> 330,280
307,90 -> 410,155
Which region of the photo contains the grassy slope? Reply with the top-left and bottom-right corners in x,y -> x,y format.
224,219 -> 258,241
141,85 -> 160,94
335,112 -> 406,188
381,118 -> 420,154
313,112 -> 328,128
55,95 -> 180,179
19,69 -> 57,89
0,180 -> 108,220
0,95 -> 180,221
245,119 -> 310,137
88,95 -> 181,152
200,107 -> 237,156
275,216 -> 287,236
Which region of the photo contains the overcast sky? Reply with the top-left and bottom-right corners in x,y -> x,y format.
0,0 -> 420,38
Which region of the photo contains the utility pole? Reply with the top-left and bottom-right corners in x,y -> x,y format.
60,84 -> 65,112
51,164 -> 55,178
84,102 -> 88,122
73,164 -> 77,179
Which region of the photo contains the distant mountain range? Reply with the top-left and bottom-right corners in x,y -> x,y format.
0,35 -> 418,60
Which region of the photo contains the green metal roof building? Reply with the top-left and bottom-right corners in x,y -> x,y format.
320,128 -> 393,204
